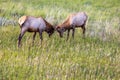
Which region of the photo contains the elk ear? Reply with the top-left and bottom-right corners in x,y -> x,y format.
56,26 -> 61,31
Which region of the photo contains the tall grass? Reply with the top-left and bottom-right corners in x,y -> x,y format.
0,0 -> 120,80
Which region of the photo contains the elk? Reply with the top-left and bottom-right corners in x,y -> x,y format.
18,16 -> 54,47
56,12 -> 88,40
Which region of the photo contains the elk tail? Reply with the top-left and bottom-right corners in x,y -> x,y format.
18,16 -> 27,27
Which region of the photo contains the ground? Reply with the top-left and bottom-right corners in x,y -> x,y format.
0,0 -> 120,80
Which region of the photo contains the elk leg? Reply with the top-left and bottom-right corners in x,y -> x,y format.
72,28 -> 75,39
39,30 -> 43,45
32,32 -> 36,44
66,29 -> 70,41
18,29 -> 26,47
82,26 -> 86,38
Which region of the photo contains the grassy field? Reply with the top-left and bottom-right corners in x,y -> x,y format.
0,0 -> 120,80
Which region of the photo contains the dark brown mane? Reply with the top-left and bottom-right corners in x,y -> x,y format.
59,16 -> 70,28
42,18 -> 53,28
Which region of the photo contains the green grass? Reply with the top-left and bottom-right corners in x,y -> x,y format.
0,0 -> 120,80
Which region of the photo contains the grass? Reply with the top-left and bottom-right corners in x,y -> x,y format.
0,0 -> 120,80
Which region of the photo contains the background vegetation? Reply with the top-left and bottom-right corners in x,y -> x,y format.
0,0 -> 120,79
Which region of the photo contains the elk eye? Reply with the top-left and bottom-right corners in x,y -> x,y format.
62,28 -> 65,31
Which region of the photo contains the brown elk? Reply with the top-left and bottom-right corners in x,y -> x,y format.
18,16 -> 54,47
56,12 -> 88,40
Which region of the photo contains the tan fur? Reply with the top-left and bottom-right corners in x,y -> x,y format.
18,16 -> 27,26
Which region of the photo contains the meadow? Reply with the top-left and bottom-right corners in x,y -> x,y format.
0,0 -> 120,80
